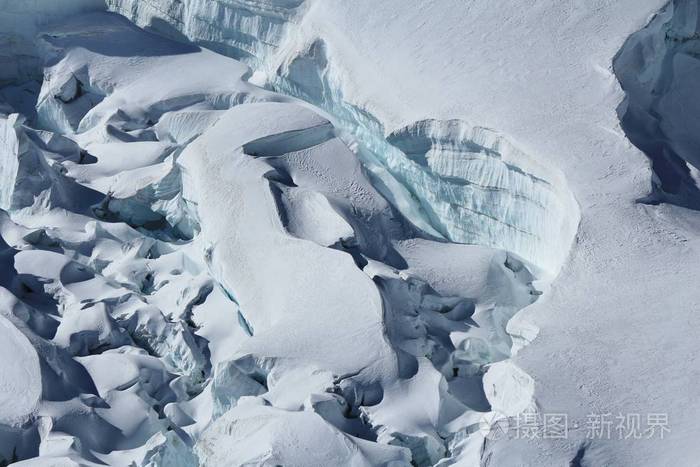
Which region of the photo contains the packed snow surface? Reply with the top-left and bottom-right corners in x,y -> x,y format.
1,0 -> 699,466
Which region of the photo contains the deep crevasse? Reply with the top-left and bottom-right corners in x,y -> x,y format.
0,0 -> 106,84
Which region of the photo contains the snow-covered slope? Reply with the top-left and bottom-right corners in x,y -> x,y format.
2,0 -> 700,466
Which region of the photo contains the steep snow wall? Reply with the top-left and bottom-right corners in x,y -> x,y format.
0,0 -> 106,84
385,120 -> 575,277
614,0 -> 700,208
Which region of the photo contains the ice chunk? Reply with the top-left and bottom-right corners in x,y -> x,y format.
483,360 -> 535,417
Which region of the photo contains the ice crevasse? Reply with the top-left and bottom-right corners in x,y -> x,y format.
615,0 -> 700,209
107,0 -> 580,276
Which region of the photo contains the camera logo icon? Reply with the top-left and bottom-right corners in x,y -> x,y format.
478,411 -> 511,440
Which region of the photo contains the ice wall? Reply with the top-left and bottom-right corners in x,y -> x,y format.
0,0 -> 106,84
0,113 -> 89,213
106,0 -> 304,69
614,0 -> 700,208
0,115 -> 21,210
385,120 -> 578,276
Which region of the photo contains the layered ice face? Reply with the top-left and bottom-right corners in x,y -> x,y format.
384,120 -> 578,276
107,0 -> 304,69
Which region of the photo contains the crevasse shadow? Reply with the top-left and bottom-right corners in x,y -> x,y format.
613,0 -> 700,210
40,12 -> 200,67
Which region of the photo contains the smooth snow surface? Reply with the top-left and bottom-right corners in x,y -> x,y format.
1,1 -> 699,466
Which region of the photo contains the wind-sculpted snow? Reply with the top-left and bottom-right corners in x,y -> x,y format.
614,0 -> 700,209
0,9 -> 552,466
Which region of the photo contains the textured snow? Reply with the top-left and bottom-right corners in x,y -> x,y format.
0,313 -> 41,425
1,0 -> 699,466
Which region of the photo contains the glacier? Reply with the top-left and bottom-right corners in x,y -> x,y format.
1,0 -> 699,466
106,0 -> 580,276
0,9 -> 547,466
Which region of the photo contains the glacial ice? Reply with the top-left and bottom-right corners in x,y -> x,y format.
274,42 -> 580,275
0,4 -> 579,466
101,1 -> 580,275
106,0 -> 304,69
